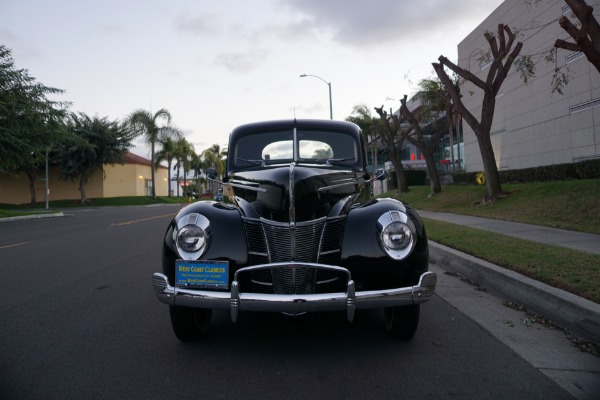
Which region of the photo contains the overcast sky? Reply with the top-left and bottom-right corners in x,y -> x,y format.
1,0 -> 503,158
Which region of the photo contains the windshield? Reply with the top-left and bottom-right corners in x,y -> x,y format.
234,129 -> 359,168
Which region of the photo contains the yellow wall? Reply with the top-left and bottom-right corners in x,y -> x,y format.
103,163 -> 168,197
0,162 -> 168,204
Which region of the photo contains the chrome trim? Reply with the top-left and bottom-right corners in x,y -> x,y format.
317,178 -> 367,192
152,267 -> 437,323
289,162 -> 296,230
173,213 -> 211,260
377,210 -> 416,260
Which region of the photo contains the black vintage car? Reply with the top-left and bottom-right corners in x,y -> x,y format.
153,119 -> 436,341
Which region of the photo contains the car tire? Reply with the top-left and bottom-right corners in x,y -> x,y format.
383,304 -> 420,340
169,306 -> 212,341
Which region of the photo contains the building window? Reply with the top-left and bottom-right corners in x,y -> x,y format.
566,51 -> 584,64
145,179 -> 153,196
569,98 -> 600,114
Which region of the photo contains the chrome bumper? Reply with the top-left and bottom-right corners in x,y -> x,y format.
152,263 -> 437,323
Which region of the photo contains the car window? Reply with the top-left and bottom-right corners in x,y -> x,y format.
262,141 -> 293,160
299,141 -> 333,159
234,129 -> 358,167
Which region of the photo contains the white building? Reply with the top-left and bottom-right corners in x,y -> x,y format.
458,0 -> 599,172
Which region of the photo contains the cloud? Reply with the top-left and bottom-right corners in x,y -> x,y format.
91,23 -> 128,36
214,50 -> 269,73
279,0 -> 502,47
174,13 -> 229,36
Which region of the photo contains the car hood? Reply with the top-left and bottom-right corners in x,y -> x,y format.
228,165 -> 368,223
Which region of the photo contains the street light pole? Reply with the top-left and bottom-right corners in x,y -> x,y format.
299,74 -> 333,120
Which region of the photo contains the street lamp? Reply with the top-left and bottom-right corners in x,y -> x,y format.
299,74 -> 333,120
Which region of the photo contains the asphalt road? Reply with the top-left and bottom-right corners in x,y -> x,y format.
0,205 -> 578,399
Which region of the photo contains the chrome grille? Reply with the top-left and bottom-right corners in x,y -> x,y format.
242,216 -> 346,294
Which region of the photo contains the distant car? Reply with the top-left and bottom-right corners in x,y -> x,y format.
214,192 -> 224,202
152,119 -> 436,341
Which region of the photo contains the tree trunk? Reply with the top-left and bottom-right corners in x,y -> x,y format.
176,165 -> 181,196
79,175 -> 87,204
25,167 -> 38,205
477,132 -> 503,202
424,149 -> 441,195
456,115 -> 462,171
167,161 -> 172,197
150,140 -> 156,198
388,150 -> 408,193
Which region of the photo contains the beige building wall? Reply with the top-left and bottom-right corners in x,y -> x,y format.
458,0 -> 600,172
0,166 -> 106,205
103,163 -> 169,197
0,157 -> 168,204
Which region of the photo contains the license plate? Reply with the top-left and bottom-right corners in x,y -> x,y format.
175,260 -> 229,289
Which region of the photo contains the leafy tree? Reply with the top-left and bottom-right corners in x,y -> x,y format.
346,104 -> 379,173
60,113 -> 135,203
433,24 -> 523,203
127,108 -> 172,198
399,95 -> 445,196
0,45 -> 71,203
414,76 -> 461,169
373,106 -> 409,194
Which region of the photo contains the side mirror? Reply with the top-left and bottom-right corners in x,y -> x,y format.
375,168 -> 388,181
206,168 -> 217,180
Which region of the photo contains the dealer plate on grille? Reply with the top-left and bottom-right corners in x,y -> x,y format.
175,260 -> 229,289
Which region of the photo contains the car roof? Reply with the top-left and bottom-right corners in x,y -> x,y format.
229,119 -> 363,142
226,119 -> 366,173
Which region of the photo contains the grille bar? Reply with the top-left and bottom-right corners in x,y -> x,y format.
242,216 -> 346,294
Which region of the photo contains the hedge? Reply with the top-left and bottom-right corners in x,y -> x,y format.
450,159 -> 600,185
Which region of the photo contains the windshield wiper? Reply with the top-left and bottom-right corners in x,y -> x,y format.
316,157 -> 355,166
236,157 -> 263,166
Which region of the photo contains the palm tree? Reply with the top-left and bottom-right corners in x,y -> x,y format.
127,108 -> 172,197
347,104 -> 377,173
155,129 -> 182,197
414,76 -> 460,170
201,146 -> 225,194
173,137 -> 195,197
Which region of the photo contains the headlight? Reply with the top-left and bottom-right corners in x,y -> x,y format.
177,225 -> 205,252
382,222 -> 412,250
173,213 -> 211,259
377,210 -> 416,260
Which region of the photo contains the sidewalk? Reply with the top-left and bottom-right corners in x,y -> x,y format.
418,210 -> 600,255
419,210 -> 600,344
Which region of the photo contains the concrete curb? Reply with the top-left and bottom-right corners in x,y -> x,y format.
0,212 -> 64,222
429,241 -> 600,344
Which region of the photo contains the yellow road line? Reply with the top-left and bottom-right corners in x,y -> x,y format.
111,213 -> 174,227
0,242 -> 30,250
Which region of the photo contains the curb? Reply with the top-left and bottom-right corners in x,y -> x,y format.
0,212 -> 64,222
429,241 -> 600,344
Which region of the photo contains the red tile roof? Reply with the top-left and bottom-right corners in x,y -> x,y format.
123,152 -> 167,169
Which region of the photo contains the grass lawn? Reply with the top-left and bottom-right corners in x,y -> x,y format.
423,218 -> 600,303
386,179 -> 600,303
393,179 -> 600,234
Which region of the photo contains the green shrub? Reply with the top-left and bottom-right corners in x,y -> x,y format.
575,159 -> 600,179
450,159 -> 600,184
406,170 -> 427,186
451,171 -> 478,185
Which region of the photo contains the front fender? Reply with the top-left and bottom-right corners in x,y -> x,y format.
162,201 -> 247,285
341,198 -> 429,287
